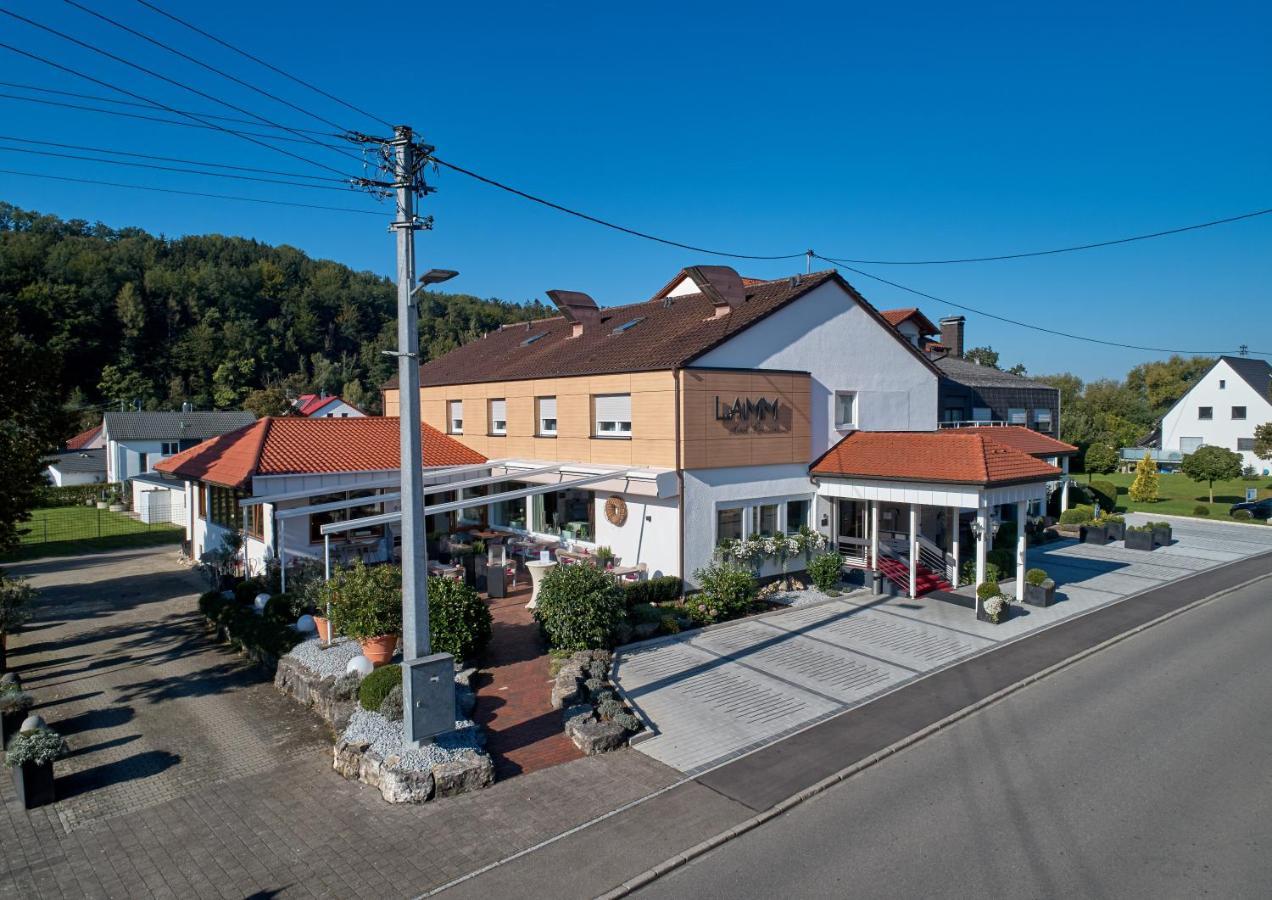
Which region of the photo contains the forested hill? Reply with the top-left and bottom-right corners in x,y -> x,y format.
0,203 -> 550,425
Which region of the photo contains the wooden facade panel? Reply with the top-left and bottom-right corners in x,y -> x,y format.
630,438 -> 676,469
589,438 -> 634,466
678,370 -> 811,470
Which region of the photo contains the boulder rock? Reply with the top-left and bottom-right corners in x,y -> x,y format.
566,717 -> 627,756
433,751 -> 495,797
550,664 -> 584,710
275,657 -> 361,731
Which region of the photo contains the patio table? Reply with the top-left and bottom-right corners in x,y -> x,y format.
524,559 -> 556,609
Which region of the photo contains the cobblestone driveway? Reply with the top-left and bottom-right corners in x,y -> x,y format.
1,546 -> 676,899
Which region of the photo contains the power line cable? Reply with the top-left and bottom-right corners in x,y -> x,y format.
133,0 -> 394,130
0,11 -> 366,180
0,134 -> 350,181
62,0 -> 361,137
0,144 -> 365,192
813,254 -> 1270,357
0,91 -> 353,150
431,156 -> 806,261
0,78 -> 341,137
817,208 -> 1272,265
0,167 -> 383,216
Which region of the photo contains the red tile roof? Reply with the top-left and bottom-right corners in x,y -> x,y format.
65,424 -> 102,450
880,307 -> 938,335
154,417 -> 485,489
942,425 -> 1078,457
811,431 -> 1062,486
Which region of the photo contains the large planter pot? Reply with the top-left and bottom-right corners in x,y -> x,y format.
1125,529 -> 1155,551
312,615 -> 333,643
1152,523 -> 1172,546
11,761 -> 54,809
1105,521 -> 1126,541
1023,581 -> 1056,607
359,634 -> 398,667
976,601 -> 1011,624
1081,525 -> 1108,545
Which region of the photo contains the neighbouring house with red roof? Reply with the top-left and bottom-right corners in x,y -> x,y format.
64,424 -> 105,451
155,416 -> 484,579
372,264 -> 1074,611
291,393 -> 366,419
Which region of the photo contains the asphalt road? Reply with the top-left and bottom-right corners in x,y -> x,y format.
636,576 -> 1272,899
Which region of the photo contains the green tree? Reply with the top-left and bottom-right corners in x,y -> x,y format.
1254,422 -> 1272,462
1083,441 -> 1118,476
1126,355 -> 1214,416
963,346 -> 1000,368
1180,444 -> 1243,503
1129,452 -> 1159,503
242,383 -> 292,418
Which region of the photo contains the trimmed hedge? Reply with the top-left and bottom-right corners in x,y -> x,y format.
358,664 -> 401,712
426,576 -> 492,662
1088,480 -> 1117,514
534,563 -> 626,651
197,590 -> 302,661
34,482 -> 123,509
622,576 -> 682,608
1059,504 -> 1095,525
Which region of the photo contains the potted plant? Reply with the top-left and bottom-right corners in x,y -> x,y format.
1125,523 -> 1155,551
5,724 -> 67,809
1102,515 -> 1126,541
0,574 -> 35,673
1080,522 -> 1108,545
1022,568 -> 1056,607
976,580 -> 1010,624
594,546 -> 616,569
0,682 -> 33,748
326,561 -> 402,666
1151,521 -> 1172,546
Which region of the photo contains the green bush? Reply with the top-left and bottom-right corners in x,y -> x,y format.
976,580 -> 1003,602
0,573 -> 35,636
806,552 -> 844,593
325,561 -> 402,641
1058,504 -> 1095,525
33,482 -> 124,509
233,579 -> 267,606
379,685 -> 404,721
0,683 -> 33,715
534,562 -> 626,650
959,559 -> 1003,587
1193,504 -> 1211,516
1024,568 -> 1048,587
427,576 -> 492,662
263,593 -> 300,623
197,589 -> 226,619
685,561 -> 757,625
622,576 -> 683,608
4,727 -> 67,767
1233,508 -> 1254,520
1088,480 -> 1118,514
197,588 -> 301,658
987,548 -> 1014,578
358,663 -> 401,712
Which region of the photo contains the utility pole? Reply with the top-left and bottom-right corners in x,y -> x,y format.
388,124 -> 454,748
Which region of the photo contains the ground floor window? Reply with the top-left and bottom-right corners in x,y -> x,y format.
209,486 -> 245,529
491,488 -> 528,530
715,495 -> 816,549
757,503 -> 779,536
308,490 -> 384,544
717,507 -> 744,543
534,487 -> 596,542
245,503 -> 265,540
786,499 -> 810,533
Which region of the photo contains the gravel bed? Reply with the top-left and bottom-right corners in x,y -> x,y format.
765,585 -> 873,607
341,709 -> 483,772
284,637 -> 363,679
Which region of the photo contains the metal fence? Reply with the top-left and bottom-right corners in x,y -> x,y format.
17,504 -> 183,551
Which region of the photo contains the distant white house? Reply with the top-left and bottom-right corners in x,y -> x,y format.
45,449 -> 106,487
291,393 -> 365,419
1159,356 -> 1272,473
101,410 -> 257,484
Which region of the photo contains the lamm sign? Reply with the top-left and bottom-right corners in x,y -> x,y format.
714,396 -> 786,432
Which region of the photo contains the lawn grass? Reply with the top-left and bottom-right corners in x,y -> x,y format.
1082,472 -> 1272,523
2,506 -> 182,561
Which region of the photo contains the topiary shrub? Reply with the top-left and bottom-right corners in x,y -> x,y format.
358,663 -> 401,712
263,593 -> 299,624
1233,508 -> 1254,520
1088,480 -> 1118,514
378,684 -> 404,721
234,578 -> 266,606
426,576 -> 492,662
1193,504 -> 1210,516
685,561 -> 757,625
622,576 -> 683,607
977,580 -> 1003,602
807,551 -> 844,593
534,562 -> 626,650
1025,568 -> 1048,587
1059,504 -> 1095,525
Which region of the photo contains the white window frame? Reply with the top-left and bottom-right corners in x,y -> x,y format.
537,396 -> 557,436
834,391 -> 857,430
448,400 -> 463,434
489,398 -> 507,435
160,441 -> 179,456
593,394 -> 632,439
715,495 -> 816,547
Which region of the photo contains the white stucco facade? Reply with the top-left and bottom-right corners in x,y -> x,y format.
1160,358 -> 1272,472
691,280 -> 940,456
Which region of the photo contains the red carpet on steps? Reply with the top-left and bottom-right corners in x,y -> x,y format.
875,557 -> 953,595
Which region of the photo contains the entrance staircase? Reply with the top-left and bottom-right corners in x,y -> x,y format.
876,543 -> 954,596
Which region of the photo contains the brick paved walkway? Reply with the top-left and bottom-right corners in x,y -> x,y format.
0,546 -> 677,899
474,587 -> 583,778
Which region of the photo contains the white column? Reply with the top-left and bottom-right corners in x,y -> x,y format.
1015,499 -> 1028,604
870,501 -> 880,570
908,504 -> 918,599
1061,457 -> 1071,512
975,503 -> 989,611
324,533 -> 331,581
949,506 -> 960,586
278,515 -> 287,594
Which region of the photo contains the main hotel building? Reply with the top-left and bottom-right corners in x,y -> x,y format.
383,266 -> 1073,597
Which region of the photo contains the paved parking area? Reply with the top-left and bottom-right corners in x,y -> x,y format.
614,514 -> 1272,774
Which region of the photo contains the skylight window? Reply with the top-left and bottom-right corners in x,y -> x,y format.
521,332 -> 546,347
611,317 -> 645,335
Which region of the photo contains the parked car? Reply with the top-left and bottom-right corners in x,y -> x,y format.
1229,498 -> 1272,520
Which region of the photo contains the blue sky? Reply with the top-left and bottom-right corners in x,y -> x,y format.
2,0 -> 1269,378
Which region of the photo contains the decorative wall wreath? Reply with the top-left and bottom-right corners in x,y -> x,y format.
604,495 -> 628,527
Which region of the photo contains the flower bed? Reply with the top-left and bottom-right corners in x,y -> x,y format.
550,650 -> 643,754
198,590 -> 304,671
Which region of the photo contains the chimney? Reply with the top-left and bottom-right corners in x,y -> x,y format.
684,265 -> 746,318
546,290 -> 601,338
939,316 -> 965,358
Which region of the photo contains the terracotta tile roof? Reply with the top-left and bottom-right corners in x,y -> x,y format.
943,425 -> 1078,457
154,417 -> 485,489
65,424 -> 102,450
811,431 -> 1062,486
880,307 -> 938,334
386,270 -> 941,388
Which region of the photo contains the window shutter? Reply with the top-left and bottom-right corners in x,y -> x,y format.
539,397 -> 556,419
490,399 -> 506,422
448,400 -> 463,431
594,394 -> 631,423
